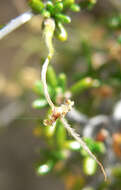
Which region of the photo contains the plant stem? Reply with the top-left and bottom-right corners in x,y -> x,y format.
61,117 -> 107,181
41,18 -> 56,109
0,11 -> 33,40
41,56 -> 55,108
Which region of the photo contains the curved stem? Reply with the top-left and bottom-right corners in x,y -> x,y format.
41,18 -> 55,109
41,56 -> 55,109
0,11 -> 33,40
61,117 -> 107,181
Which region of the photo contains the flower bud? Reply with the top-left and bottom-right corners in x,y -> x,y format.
54,2 -> 63,13
55,13 -> 71,24
32,98 -> 47,109
83,157 -> 97,175
29,0 -> 44,13
41,9 -> 51,18
63,0 -> 75,8
70,4 -> 80,12
46,1 -> 54,13
55,22 -> 68,41
36,160 -> 54,175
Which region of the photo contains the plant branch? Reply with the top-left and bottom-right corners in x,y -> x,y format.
0,11 -> 33,40
61,117 -> 107,181
41,18 -> 55,109
41,56 -> 55,108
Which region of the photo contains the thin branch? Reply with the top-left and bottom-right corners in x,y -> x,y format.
0,11 -> 33,40
41,57 -> 55,108
41,18 -> 55,109
61,117 -> 107,181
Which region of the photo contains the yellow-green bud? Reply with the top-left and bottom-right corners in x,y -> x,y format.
29,0 -> 44,13
54,2 -> 63,13
46,1 -> 54,13
63,0 -> 75,8
37,160 -> 54,175
41,9 -> 51,18
32,99 -> 47,109
55,13 -> 71,23
55,22 -> 68,41
70,4 -> 80,12
83,157 -> 97,175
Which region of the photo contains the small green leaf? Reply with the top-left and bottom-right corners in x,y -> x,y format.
52,150 -> 68,160
33,80 -> 53,96
70,77 -> 100,95
29,0 -> 44,13
58,73 -> 67,91
55,87 -> 63,97
54,120 -> 66,149
80,0 -> 97,10
46,1 -> 54,13
54,2 -> 63,13
63,0 -> 75,8
55,22 -> 68,42
70,4 -> 80,12
83,157 -> 97,176
44,126 -> 56,138
41,9 -> 51,18
55,13 -> 71,24
47,65 -> 58,87
32,99 -> 48,109
33,80 -> 44,96
64,140 -> 81,151
36,160 -> 54,175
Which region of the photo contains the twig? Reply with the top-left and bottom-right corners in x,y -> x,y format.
41,18 -> 55,109
61,117 -> 107,181
0,11 -> 33,40
40,17 -> 107,182
41,56 -> 55,108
